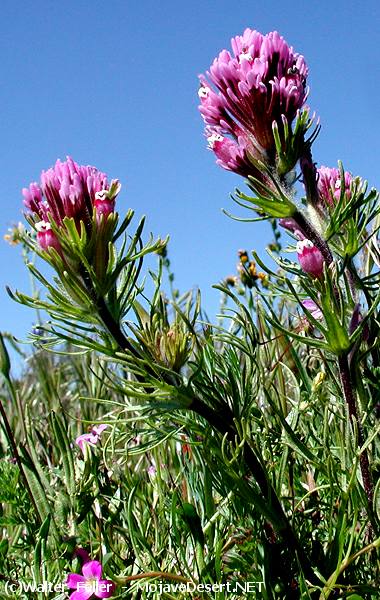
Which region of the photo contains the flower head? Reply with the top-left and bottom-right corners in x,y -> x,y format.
296,239 -> 324,279
76,424 -> 108,454
4,222 -> 25,246
198,28 -> 308,174
22,157 -> 120,250
317,166 -> 352,207
66,559 -> 115,599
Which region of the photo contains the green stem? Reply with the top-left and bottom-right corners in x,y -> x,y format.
0,393 -> 40,520
190,396 -> 319,585
338,354 -> 374,509
83,269 -> 319,585
347,260 -> 380,370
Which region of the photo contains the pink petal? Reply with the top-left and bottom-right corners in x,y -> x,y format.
82,560 -> 102,580
66,573 -> 85,589
95,580 -> 116,598
75,433 -> 95,452
69,589 -> 94,600
92,424 -> 108,436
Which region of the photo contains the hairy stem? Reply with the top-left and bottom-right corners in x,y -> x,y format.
300,144 -> 320,208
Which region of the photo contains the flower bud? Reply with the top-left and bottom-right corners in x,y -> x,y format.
296,239 -> 324,278
94,193 -> 115,220
94,179 -> 120,221
317,166 -> 352,207
35,221 -> 61,253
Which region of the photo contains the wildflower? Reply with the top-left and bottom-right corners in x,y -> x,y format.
130,434 -> 142,447
225,275 -> 239,288
66,559 -> 115,599
35,220 -> 62,254
75,424 -> 108,453
238,249 -> 249,264
296,239 -> 324,278
147,464 -> 157,477
236,252 -> 268,288
22,157 -> 120,250
147,459 -> 166,477
4,222 -> 25,246
205,125 -> 264,179
257,272 -> 269,287
312,371 -> 325,391
317,166 -> 352,207
301,299 -> 323,321
198,28 -> 308,174
176,435 -> 193,459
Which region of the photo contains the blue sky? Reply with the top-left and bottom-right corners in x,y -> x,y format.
1,0 -> 379,356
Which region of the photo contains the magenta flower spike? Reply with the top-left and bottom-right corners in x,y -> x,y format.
66,560 -> 115,600
22,157 -> 120,250
75,424 -> 109,453
296,239 -> 324,279
198,28 -> 308,175
317,166 -> 352,207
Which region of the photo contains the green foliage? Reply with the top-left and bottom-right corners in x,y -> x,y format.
2,123 -> 379,600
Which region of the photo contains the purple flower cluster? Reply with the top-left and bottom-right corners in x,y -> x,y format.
23,157 -> 120,251
198,28 -> 308,176
76,424 -> 108,453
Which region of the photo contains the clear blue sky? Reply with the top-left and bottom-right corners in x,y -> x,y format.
1,0 -> 379,350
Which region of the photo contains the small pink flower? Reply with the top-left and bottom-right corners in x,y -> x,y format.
35,221 -> 62,253
301,299 -> 323,321
76,424 -> 108,453
94,194 -> 115,220
296,239 -> 324,278
66,560 -> 115,599
147,464 -> 156,476
317,166 -> 352,207
94,180 -> 121,222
